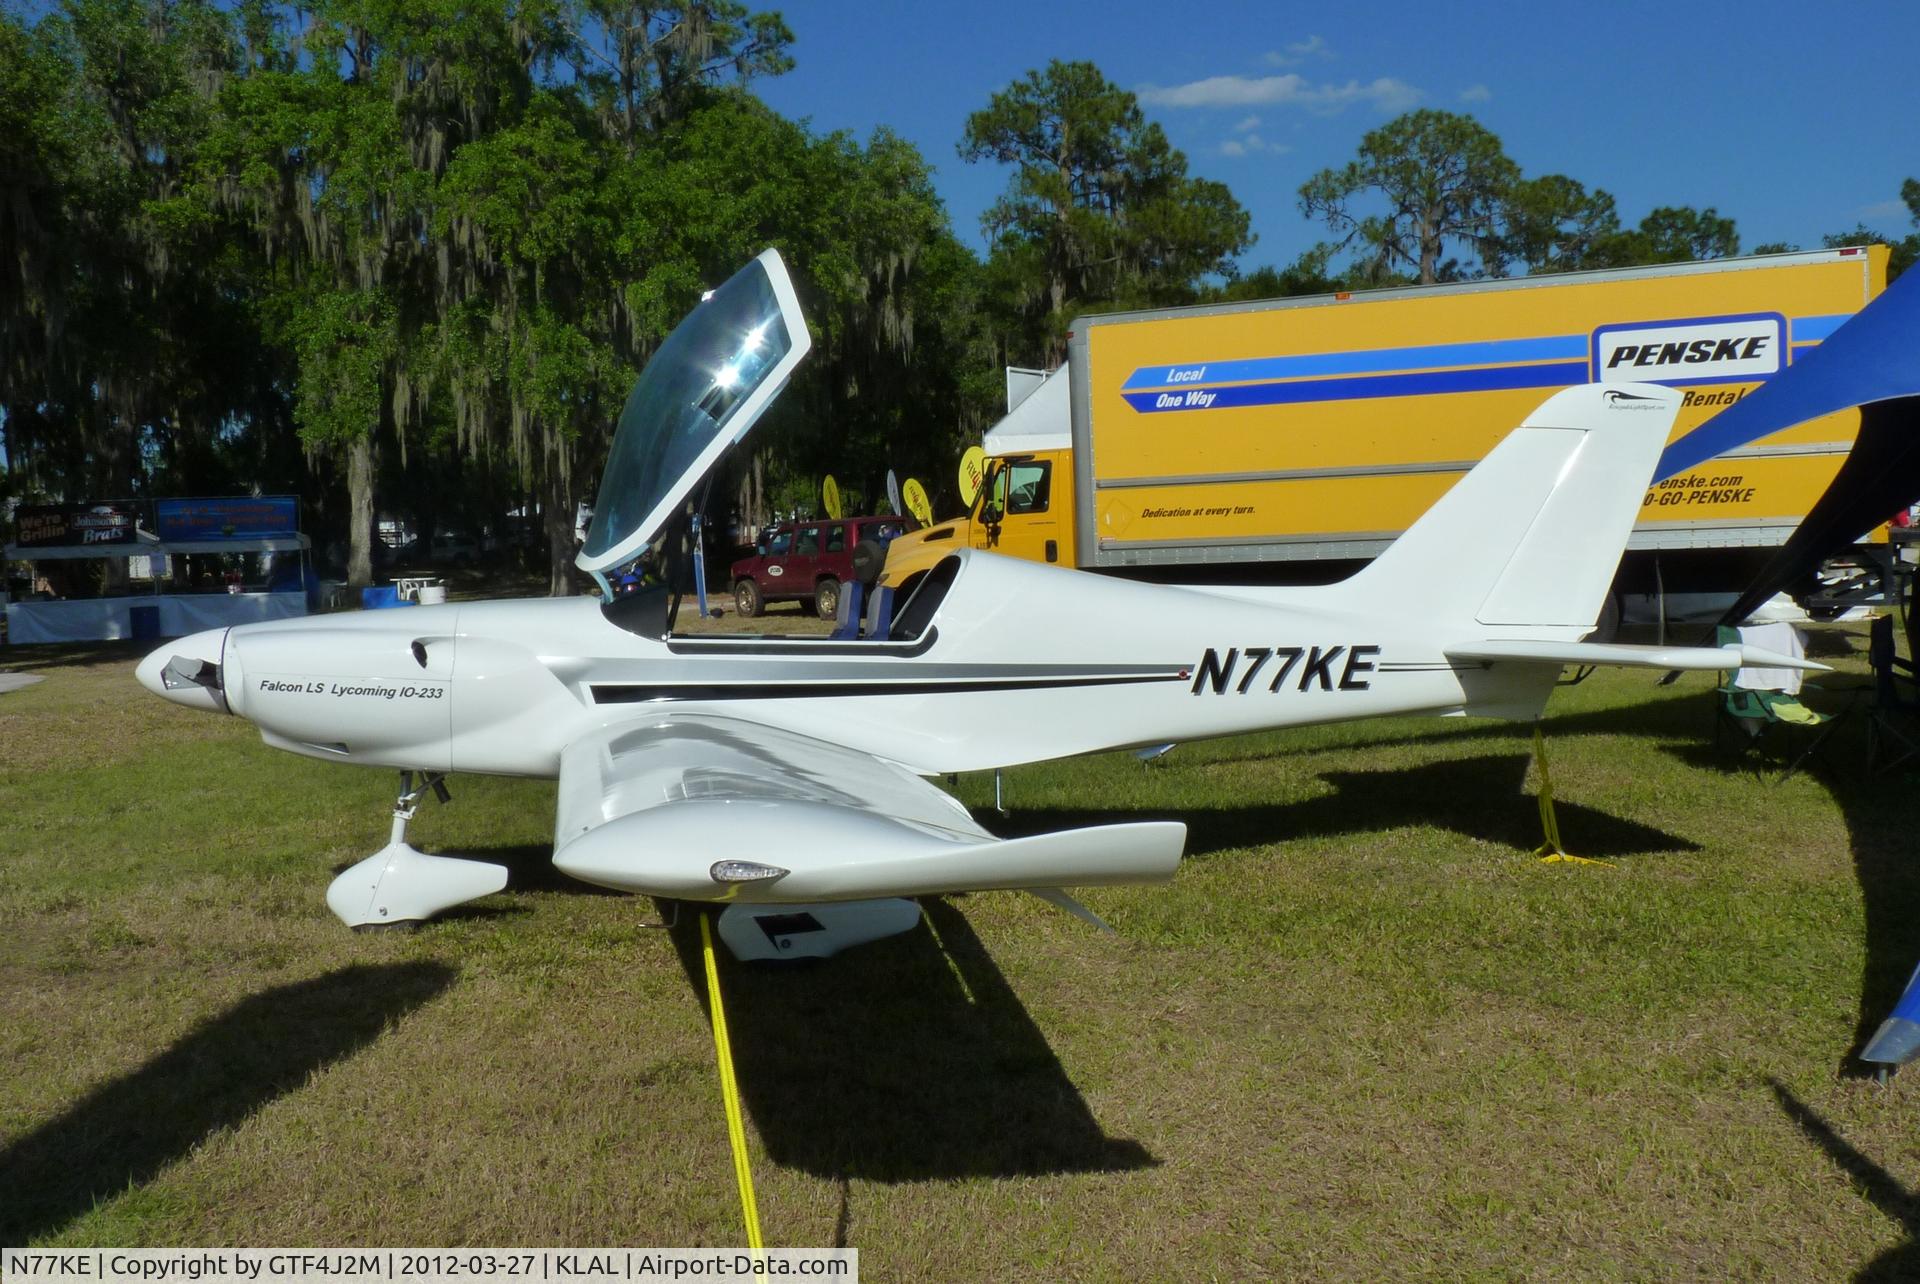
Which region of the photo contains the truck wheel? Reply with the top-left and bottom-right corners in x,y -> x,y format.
815,577 -> 840,620
734,579 -> 762,618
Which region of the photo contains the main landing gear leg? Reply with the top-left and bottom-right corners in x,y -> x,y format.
325,770 -> 509,928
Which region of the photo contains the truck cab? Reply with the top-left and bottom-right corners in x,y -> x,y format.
878,366 -> 1075,594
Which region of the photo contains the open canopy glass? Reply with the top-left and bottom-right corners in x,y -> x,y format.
576,250 -> 811,583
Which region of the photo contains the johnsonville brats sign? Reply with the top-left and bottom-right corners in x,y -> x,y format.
14,502 -> 140,547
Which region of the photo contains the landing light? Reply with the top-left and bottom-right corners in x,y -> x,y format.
711,860 -> 788,884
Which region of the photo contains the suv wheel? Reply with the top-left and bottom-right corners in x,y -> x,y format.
815,577 -> 840,621
734,579 -> 762,618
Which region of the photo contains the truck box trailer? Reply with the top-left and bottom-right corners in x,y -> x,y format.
878,247 -> 1891,610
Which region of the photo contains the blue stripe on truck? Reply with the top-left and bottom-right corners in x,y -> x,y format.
1788,313 -> 1850,342
1120,312 -> 1844,400
1122,334 -> 1587,390
1123,361 -> 1591,413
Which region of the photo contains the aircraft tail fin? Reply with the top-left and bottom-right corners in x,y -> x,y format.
1339,383 -> 1679,631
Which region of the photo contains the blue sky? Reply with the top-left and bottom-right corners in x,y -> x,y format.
755,0 -> 1920,273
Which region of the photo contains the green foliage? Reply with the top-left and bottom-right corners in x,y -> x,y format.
3,10 -> 1896,578
288,290 -> 398,449
0,0 -> 257,504
1213,246 -> 1339,302
1299,109 -> 1518,285
1601,205 -> 1740,266
1302,111 -> 1755,284
961,59 -> 1251,364
571,0 -> 794,141
1497,174 -> 1623,275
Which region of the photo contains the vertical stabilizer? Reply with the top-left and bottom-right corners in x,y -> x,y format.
1339,384 -> 1679,630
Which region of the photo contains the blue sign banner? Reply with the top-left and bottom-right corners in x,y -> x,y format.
156,496 -> 299,541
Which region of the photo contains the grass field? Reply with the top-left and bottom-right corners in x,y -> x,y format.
4,618 -> 1920,1279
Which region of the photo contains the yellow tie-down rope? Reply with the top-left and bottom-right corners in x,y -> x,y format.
1532,724 -> 1613,868
701,912 -> 765,1250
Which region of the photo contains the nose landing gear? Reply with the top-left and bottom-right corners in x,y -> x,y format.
325,770 -> 509,928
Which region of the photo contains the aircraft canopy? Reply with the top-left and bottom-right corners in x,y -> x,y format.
577,250 -> 812,582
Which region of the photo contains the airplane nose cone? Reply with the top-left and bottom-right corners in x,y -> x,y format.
136,627 -> 231,713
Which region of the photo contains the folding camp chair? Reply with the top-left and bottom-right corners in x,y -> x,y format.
1713,623 -> 1841,782
1867,614 -> 1920,774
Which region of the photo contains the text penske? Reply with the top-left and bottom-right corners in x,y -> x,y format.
1190,645 -> 1379,695
1604,335 -> 1770,370
1642,472 -> 1754,507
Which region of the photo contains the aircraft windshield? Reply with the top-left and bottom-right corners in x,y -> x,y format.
578,252 -> 808,577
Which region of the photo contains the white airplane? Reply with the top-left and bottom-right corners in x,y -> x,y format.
136,250 -> 1817,959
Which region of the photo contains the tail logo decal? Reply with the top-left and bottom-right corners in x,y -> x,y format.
1602,388 -> 1666,410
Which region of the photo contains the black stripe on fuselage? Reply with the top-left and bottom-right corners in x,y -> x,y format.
663,629 -> 941,658
588,670 -> 1187,704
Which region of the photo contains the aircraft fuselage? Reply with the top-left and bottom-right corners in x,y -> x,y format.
138,551 -> 1564,782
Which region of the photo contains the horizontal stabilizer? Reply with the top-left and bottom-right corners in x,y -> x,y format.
1447,640 -> 1829,672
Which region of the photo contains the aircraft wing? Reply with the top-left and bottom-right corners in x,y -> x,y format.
1445,640 -> 1828,671
550,713 -> 1186,903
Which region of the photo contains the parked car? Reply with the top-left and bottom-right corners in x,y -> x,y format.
730,516 -> 907,618
429,532 -> 482,563
387,531 -> 483,567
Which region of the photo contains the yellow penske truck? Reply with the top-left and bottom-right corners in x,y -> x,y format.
878,247 -> 1891,615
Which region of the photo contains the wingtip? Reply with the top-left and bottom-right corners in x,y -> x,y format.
1730,644 -> 1831,672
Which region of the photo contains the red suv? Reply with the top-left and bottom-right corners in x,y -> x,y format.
731,516 -> 908,618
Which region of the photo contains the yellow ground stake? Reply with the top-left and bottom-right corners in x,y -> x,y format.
700,912 -> 765,1250
1531,724 -> 1613,868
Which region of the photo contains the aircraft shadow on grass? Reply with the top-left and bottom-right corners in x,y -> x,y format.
1192,684 -> 1716,768
0,962 -> 457,1245
1772,733 -> 1920,1075
1645,685 -> 1920,1072
998,751 -> 1699,863
1067,676 -> 1916,1072
664,899 -> 1155,1184
1769,1077 -> 1920,1282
